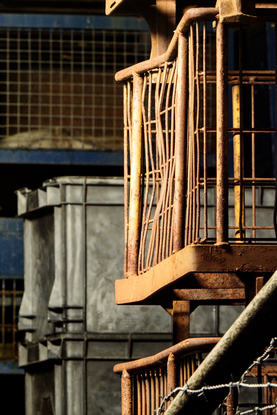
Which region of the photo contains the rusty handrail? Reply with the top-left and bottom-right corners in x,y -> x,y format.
115,8 -> 219,82
114,337 -> 220,375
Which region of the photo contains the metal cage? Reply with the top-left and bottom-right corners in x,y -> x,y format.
118,8 -> 277,281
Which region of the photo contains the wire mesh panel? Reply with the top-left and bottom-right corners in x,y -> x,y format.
0,27 -> 150,150
124,62 -> 178,275
0,279 -> 23,361
186,23 -> 276,245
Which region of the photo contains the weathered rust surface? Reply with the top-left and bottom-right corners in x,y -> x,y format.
173,301 -> 190,344
121,369 -> 132,415
167,353 -> 177,394
115,244 -> 277,305
114,337 -> 220,375
225,390 -> 238,415
189,273 -> 244,288
172,288 -> 245,301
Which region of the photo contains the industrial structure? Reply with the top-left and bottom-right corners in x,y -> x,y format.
105,0 -> 277,414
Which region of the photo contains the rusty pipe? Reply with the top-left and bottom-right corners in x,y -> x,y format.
115,8 -> 218,82
216,21 -> 229,244
127,74 -> 143,277
167,353 -> 178,395
121,369 -> 132,415
173,33 -> 188,253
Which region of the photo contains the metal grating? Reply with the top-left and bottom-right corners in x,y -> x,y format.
185,22 -> 276,245
0,279 -> 23,361
0,27 -> 150,150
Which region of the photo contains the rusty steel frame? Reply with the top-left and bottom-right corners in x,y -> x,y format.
110,3 -> 277,414
115,243 -> 277,305
118,6 -> 277,310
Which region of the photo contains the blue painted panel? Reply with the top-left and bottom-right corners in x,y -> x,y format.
0,361 -> 24,374
0,149 -> 124,166
0,218 -> 23,279
0,14 -> 149,30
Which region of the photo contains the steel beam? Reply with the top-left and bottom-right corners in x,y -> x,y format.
115,244 -> 277,305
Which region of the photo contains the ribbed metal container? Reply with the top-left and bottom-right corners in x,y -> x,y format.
17,177 -> 172,415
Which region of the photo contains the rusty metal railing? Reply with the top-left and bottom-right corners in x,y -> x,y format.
119,7 -> 277,277
114,336 -> 277,415
114,337 -> 219,415
0,279 -> 23,361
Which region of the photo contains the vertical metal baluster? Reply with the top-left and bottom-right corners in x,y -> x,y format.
137,374 -> 142,415
167,352 -> 177,409
145,372 -> 150,415
203,21 -> 208,241
143,373 -> 147,415
232,27 -> 245,242
121,369 -> 132,415
173,32 -> 188,253
195,22 -> 201,242
150,371 -> 155,414
127,74 -> 143,276
155,370 -> 160,412
251,82 -> 256,241
216,21 -> 229,244
124,82 -> 130,277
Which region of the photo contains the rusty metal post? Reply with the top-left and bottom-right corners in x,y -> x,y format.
167,352 -> 178,395
226,389 -> 238,415
124,83 -> 130,277
121,369 -> 132,415
173,33 -> 188,253
173,300 -> 190,344
127,74 -> 143,277
216,21 -> 229,245
164,270 -> 277,415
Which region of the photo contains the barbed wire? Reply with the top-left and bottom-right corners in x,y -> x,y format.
155,337 -> 277,415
